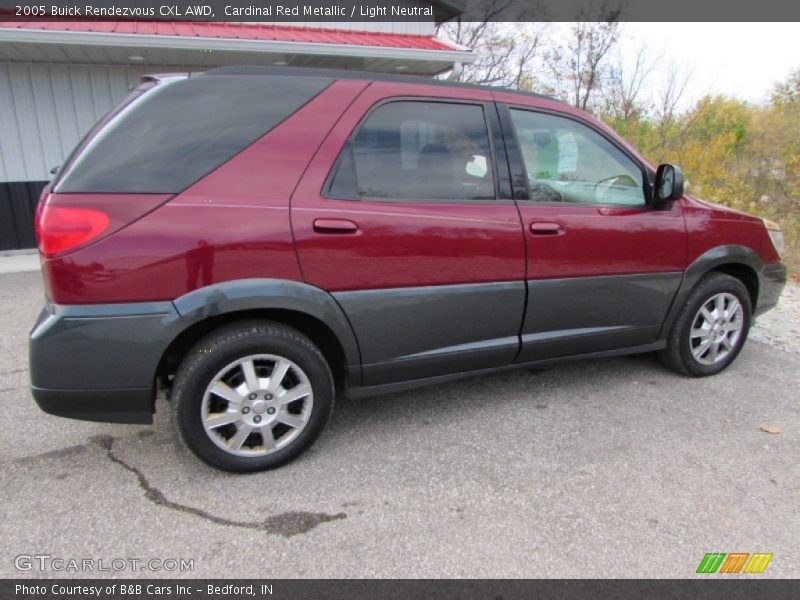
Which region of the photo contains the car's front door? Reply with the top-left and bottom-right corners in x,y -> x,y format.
498,103 -> 688,362
292,85 -> 527,386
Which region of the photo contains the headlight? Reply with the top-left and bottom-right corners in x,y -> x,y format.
763,218 -> 784,256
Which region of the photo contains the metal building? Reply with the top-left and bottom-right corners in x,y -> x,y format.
0,10 -> 474,250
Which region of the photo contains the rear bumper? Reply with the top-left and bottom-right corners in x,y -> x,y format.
32,387 -> 153,424
29,301 -> 186,424
755,262 -> 787,317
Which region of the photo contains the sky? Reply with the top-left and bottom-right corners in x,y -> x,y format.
621,23 -> 800,108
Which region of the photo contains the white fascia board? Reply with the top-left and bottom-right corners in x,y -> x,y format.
0,28 -> 478,65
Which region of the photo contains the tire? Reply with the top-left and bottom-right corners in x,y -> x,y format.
171,320 -> 334,472
659,272 -> 752,377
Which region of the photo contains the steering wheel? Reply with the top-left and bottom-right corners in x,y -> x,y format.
595,174 -> 637,204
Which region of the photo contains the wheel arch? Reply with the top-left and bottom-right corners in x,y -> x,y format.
156,279 -> 362,397
709,263 -> 759,308
660,245 -> 763,337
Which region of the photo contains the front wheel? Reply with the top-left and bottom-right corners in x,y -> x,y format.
171,321 -> 334,472
660,272 -> 752,377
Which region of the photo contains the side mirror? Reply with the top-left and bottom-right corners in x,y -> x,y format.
653,164 -> 684,204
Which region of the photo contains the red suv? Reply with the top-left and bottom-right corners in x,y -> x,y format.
30,67 -> 786,471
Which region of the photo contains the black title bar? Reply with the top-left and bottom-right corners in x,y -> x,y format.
1,0 -> 799,22
4,579 -> 800,600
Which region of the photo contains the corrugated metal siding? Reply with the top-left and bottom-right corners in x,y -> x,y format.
0,62 -> 158,182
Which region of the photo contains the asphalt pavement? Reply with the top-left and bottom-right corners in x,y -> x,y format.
1,270 -> 798,578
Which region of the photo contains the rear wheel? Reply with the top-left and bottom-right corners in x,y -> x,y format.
660,272 -> 752,376
171,321 -> 333,472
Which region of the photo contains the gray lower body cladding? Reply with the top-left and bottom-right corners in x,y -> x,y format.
28,263 -> 785,424
28,278 -> 362,424
333,281 -> 526,386
755,262 -> 787,316
518,272 -> 683,362
29,301 -> 185,424
334,274 -> 683,386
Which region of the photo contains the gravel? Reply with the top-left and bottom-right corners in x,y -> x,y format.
751,282 -> 800,353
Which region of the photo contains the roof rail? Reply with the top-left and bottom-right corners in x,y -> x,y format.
201,65 -> 561,103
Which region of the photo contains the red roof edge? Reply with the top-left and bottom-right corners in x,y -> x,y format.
0,20 -> 462,52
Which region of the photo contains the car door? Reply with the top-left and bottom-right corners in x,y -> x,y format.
497,102 -> 688,362
291,83 -> 527,387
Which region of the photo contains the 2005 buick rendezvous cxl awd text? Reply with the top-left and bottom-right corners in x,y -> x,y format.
30,67 -> 787,471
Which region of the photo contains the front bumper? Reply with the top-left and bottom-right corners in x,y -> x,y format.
29,301 -> 186,424
755,262 -> 787,317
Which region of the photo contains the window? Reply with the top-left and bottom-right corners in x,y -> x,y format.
509,109 -> 646,206
328,101 -> 495,201
56,75 -> 332,194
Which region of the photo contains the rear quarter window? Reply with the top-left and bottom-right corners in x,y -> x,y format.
55,75 -> 332,194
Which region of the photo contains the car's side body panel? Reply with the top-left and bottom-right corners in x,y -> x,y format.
41,79 -> 366,305
172,278 -> 362,375
348,340 -> 668,401
292,201 -> 526,291
661,197 -> 787,326
43,201 -> 303,304
291,82 -> 525,290
291,82 -> 529,384
492,100 -> 689,360
29,277 -> 365,423
520,273 -> 683,361
334,281 -> 525,385
511,201 -> 688,360
28,70 -> 787,427
683,196 -> 781,265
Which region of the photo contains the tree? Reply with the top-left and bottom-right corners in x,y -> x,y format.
436,20 -> 547,89
653,61 -> 691,149
604,42 -> 655,123
772,68 -> 800,105
543,20 -> 621,110
759,70 -> 800,273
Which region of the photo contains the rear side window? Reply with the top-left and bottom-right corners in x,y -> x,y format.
55,75 -> 331,194
328,101 -> 496,201
52,80 -> 155,186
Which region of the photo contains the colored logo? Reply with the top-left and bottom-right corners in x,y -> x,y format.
696,552 -> 773,574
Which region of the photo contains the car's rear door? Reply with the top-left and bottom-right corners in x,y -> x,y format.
496,99 -> 687,362
292,82 -> 526,387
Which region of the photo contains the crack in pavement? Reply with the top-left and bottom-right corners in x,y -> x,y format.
90,435 -> 346,537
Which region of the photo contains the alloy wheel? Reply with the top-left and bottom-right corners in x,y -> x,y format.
689,292 -> 745,366
201,354 -> 313,457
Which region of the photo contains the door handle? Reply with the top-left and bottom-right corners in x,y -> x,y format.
313,218 -> 359,234
529,222 -> 564,236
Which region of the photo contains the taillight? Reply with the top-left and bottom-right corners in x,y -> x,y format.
36,205 -> 110,258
